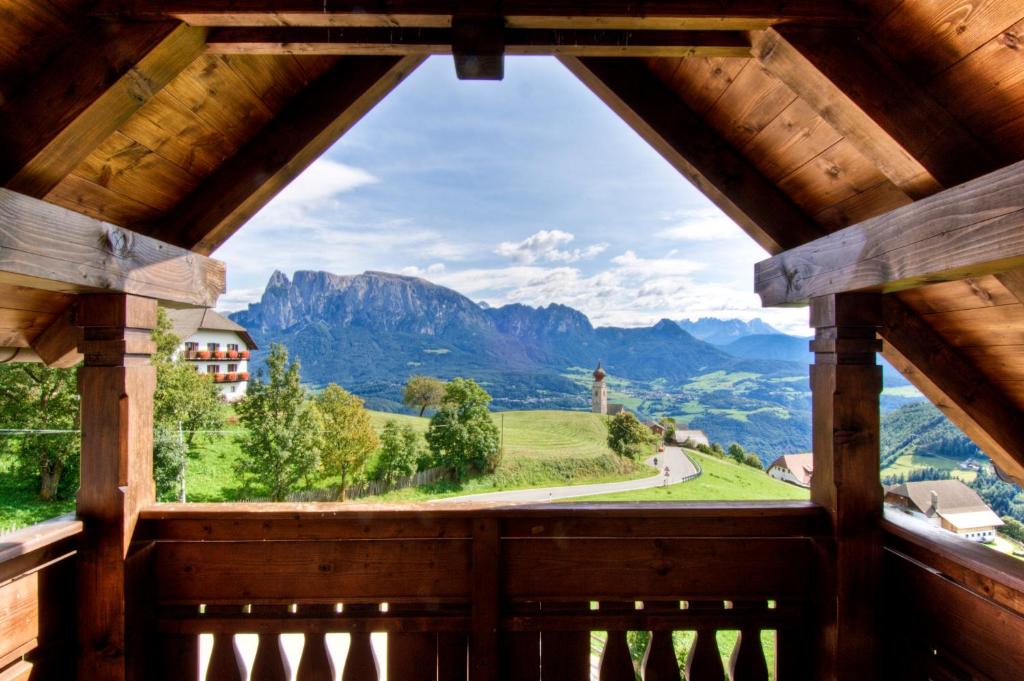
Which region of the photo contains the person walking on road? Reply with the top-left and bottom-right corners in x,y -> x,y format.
663,466 -> 670,486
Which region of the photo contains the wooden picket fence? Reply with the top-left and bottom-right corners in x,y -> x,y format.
243,466 -> 452,503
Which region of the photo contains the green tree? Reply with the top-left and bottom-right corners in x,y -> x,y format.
728,443 -> 746,464
743,453 -> 764,469
659,418 -> 677,445
403,375 -> 445,417
235,343 -> 321,501
315,384 -> 378,498
425,378 -> 500,480
0,364 -> 79,500
151,308 -> 223,501
606,412 -> 652,460
375,420 -> 420,484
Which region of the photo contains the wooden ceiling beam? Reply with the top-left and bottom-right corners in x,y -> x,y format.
752,27 -> 998,200
0,188 -> 224,307
0,22 -> 207,199
92,1 -> 863,30
150,56 -> 424,255
756,159 -> 1024,306
881,295 -> 1024,487
205,27 -> 752,57
560,57 -> 825,254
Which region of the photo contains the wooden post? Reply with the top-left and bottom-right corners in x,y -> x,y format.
809,293 -> 883,680
75,294 -> 157,681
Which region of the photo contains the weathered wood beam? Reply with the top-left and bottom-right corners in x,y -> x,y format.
93,1 -> 863,30
29,308 -> 82,368
881,294 -> 1024,487
0,23 -> 206,198
755,159 -> 1024,306
205,27 -> 752,57
560,57 -> 825,254
151,55 -> 423,254
752,27 -> 997,200
0,188 -> 225,307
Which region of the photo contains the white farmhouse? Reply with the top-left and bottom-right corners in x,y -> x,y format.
165,309 -> 258,402
767,453 -> 814,488
884,479 -> 1004,542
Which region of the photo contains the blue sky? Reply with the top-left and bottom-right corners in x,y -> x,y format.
214,56 -> 807,334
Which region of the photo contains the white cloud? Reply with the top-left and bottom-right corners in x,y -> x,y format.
271,159 -> 377,206
654,208 -> 745,242
216,287 -> 264,313
401,263 -> 447,277
495,229 -> 608,264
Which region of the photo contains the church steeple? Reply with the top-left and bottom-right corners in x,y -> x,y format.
592,361 -> 608,414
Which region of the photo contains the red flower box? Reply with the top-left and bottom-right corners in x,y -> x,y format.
226,372 -> 238,382
240,372 -> 250,381
198,350 -> 212,360
214,373 -> 226,382
228,350 -> 239,359
240,350 -> 250,359
215,350 -> 227,359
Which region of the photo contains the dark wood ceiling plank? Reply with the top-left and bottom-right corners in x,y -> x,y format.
559,56 -> 825,254
753,27 -> 998,200
153,55 -> 424,254
205,27 -> 752,58
0,22 -> 207,198
0,187 -> 225,307
756,159 -> 1024,306
92,1 -> 863,30
881,294 -> 1024,486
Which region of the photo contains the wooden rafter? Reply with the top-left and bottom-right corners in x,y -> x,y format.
150,55 -> 424,254
205,27 -> 752,57
755,159 -> 1024,306
881,295 -> 1024,486
92,1 -> 863,30
29,308 -> 83,368
560,57 -> 824,254
752,27 -> 998,200
0,188 -> 224,307
0,22 -> 206,199
994,269 -> 1024,305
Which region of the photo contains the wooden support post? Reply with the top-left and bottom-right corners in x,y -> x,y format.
470,518 -> 499,681
809,293 -> 883,680
75,294 -> 157,681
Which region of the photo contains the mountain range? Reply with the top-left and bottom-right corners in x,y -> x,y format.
230,270 -> 919,458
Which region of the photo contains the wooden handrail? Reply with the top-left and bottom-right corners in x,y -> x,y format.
0,514 -> 81,584
882,509 -> 1024,681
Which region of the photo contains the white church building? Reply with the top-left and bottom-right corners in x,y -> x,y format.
591,361 -> 625,415
166,309 -> 258,402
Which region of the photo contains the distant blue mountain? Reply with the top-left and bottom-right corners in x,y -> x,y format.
722,333 -> 810,363
678,317 -> 780,345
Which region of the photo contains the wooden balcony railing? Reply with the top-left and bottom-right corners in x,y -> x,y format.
882,510 -> 1024,681
135,501 -> 830,680
0,515 -> 81,680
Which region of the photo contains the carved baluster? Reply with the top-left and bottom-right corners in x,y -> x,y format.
503,603 -> 539,681
342,604 -> 380,681
388,604 -> 437,681
297,605 -> 336,681
728,602 -> 768,681
206,631 -> 245,681
685,602 -> 725,681
540,602 -> 590,681
598,601 -> 636,681
437,632 -> 468,681
161,632 -> 200,681
641,601 -> 681,681
250,605 -> 291,681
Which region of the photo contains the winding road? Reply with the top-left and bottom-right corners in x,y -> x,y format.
432,445 -> 699,504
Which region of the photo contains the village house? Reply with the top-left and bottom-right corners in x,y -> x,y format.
767,452 -> 814,488
673,429 -> 710,448
885,479 -> 1004,543
165,309 -> 257,402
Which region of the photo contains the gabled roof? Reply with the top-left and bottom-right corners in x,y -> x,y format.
165,308 -> 257,350
2,1 -> 1024,484
886,479 -> 990,517
768,453 -> 814,487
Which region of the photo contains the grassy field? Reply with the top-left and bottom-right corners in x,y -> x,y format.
572,450 -> 809,502
882,450 -> 977,483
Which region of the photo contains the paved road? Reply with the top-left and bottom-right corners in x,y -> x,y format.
432,445 -> 698,504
